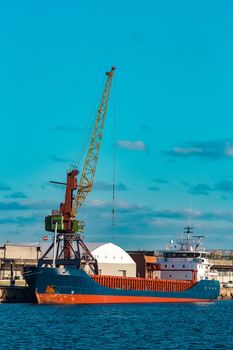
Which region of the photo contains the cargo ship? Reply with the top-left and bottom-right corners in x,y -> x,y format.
24,267 -> 219,304
23,67 -> 219,303
23,226 -> 220,304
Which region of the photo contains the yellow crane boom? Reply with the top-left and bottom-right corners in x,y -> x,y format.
72,66 -> 115,218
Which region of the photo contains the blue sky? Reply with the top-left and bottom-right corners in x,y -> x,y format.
1,1 -> 233,249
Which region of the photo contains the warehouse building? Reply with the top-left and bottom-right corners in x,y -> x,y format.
210,259 -> 233,284
127,250 -> 159,278
0,244 -> 41,285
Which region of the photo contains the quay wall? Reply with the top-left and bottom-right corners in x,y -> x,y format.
220,287 -> 233,300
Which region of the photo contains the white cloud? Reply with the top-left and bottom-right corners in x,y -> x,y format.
224,143 -> 233,156
85,199 -> 138,210
164,140 -> 233,159
93,181 -> 128,191
116,140 -> 146,151
173,147 -> 202,155
87,199 -> 109,208
116,200 -> 139,209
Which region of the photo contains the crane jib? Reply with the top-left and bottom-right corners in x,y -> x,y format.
45,67 -> 115,236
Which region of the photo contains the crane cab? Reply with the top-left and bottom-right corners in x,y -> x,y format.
45,214 -> 84,233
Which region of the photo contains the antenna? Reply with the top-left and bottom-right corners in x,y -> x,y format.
187,200 -> 193,226
112,75 -> 117,226
193,235 -> 205,251
184,225 -> 193,240
112,184 -> 115,226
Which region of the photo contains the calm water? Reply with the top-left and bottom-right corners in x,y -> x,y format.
0,301 -> 232,350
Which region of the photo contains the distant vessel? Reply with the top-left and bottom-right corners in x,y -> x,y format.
23,226 -> 220,304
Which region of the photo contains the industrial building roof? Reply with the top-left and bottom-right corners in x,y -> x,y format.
144,256 -> 157,264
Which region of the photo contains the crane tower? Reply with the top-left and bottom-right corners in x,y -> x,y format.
40,67 -> 115,271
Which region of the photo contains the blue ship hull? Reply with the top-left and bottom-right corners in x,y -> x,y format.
23,266 -> 220,304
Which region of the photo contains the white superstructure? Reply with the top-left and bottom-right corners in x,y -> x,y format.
157,226 -> 217,281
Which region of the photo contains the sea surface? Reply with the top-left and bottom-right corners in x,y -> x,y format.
0,301 -> 232,350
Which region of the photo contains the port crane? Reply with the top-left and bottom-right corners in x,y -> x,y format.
40,67 -> 115,272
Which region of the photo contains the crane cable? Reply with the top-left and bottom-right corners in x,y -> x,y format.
72,77 -> 106,169
72,67 -> 115,217
112,76 -> 117,226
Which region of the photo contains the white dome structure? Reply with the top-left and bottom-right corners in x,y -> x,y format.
91,242 -> 136,277
92,243 -> 135,264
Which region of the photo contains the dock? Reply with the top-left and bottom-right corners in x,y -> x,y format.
220,287 -> 233,300
0,285 -> 36,303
